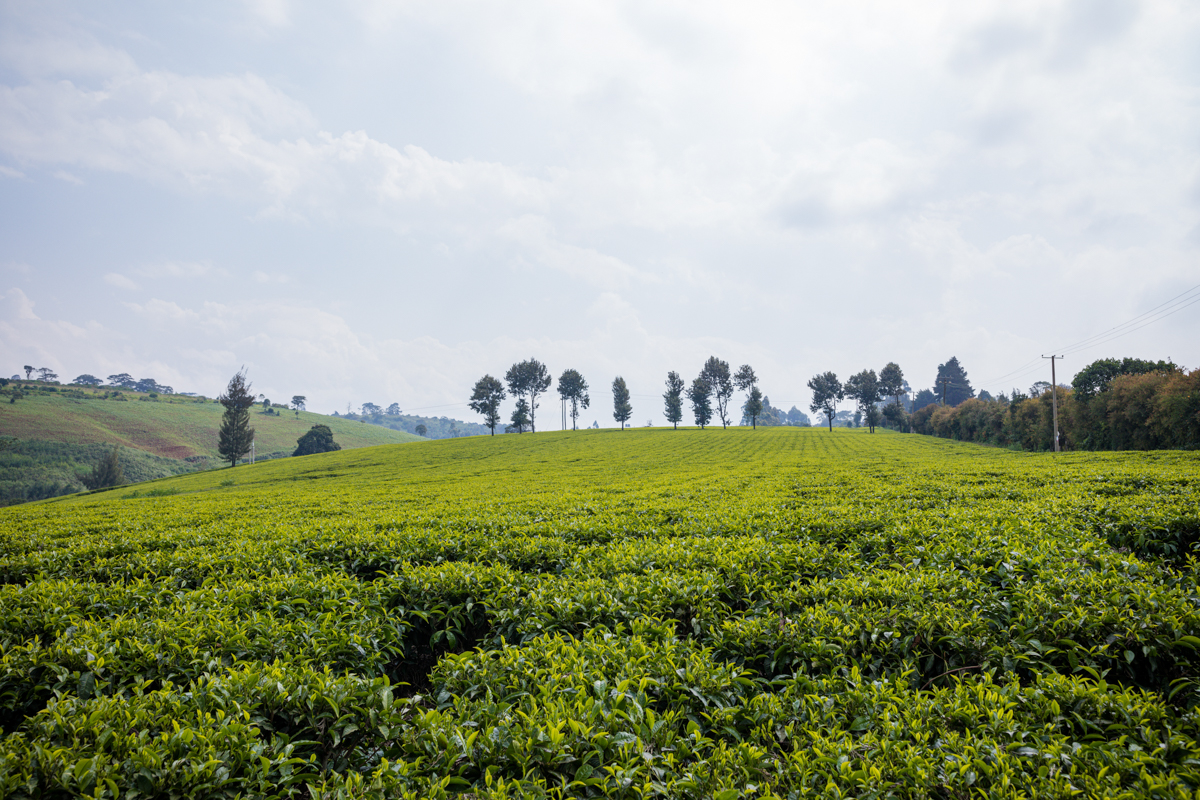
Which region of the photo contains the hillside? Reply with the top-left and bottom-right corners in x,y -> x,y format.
0,382 -> 420,504
3,428 -> 1199,796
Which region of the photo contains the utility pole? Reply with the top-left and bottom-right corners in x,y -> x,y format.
1041,355 -> 1064,452
940,377 -> 950,406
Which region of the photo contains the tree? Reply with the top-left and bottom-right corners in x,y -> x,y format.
469,374 -> 507,435
1071,357 -> 1175,401
807,372 -> 844,431
415,424 -> 427,437
934,356 -> 975,406
505,359 -> 552,433
913,388 -> 937,411
611,377 -> 632,429
879,362 -> 904,408
742,386 -> 764,428
386,402 -> 400,416
217,368 -> 256,467
135,378 -> 159,393
293,424 -> 341,456
882,402 -> 907,431
23,366 -> 32,380
37,368 -> 58,382
292,395 -> 307,411
734,364 -> 761,428
107,373 -> 135,388
688,377 -> 712,429
73,374 -> 102,386
81,445 -> 125,490
663,371 -> 684,429
844,369 -> 882,433
701,357 -> 734,428
509,398 -> 532,433
556,369 -> 591,430
361,402 -> 381,416
786,406 -> 811,426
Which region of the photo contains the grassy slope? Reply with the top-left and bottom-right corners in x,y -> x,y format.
0,390 -> 419,459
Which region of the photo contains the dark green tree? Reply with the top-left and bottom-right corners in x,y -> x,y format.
73,374 -> 102,386
688,377 -> 712,429
1071,357 -> 1175,401
663,371 -> 684,429
913,388 -> 937,411
217,368 -> 256,467
505,359 -> 551,433
612,376 -> 632,429
469,374 -> 507,435
107,373 -> 135,388
734,364 -> 762,428
701,357 -> 734,428
509,398 -> 532,433
23,366 -> 33,380
291,395 -> 306,411
557,369 -> 590,430
82,445 -> 124,490
37,368 -> 58,382
807,372 -> 844,431
415,424 -> 427,437
879,362 -> 904,407
844,369 -> 882,433
293,424 -> 341,456
934,356 -> 975,406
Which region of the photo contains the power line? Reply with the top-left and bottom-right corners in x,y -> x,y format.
1053,282 -> 1200,356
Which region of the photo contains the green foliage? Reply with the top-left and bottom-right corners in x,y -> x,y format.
934,356 -> 975,406
217,369 -> 256,468
294,425 -> 342,457
81,446 -> 125,490
505,360 -> 552,434
611,377 -> 632,429
2,430 -> 1200,796
807,372 -> 844,431
556,370 -> 590,431
470,375 -> 507,435
508,399 -> 531,433
687,377 -> 711,429
701,357 -> 734,429
663,372 -> 684,429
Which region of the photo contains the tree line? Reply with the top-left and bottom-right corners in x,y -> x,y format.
468,356 -> 778,435
908,357 -> 1198,451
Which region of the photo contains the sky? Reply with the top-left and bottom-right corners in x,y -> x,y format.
1,0 -> 1197,427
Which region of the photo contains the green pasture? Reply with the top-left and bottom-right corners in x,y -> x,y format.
2,428 -> 1200,798
0,389 -> 417,460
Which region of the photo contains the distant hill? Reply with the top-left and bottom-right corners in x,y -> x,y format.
0,381 -> 419,505
336,410 -> 494,439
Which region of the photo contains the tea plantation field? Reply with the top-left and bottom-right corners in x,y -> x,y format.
2,428 -> 1199,798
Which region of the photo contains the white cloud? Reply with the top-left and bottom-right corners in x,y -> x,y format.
0,164 -> 23,179
104,273 -> 140,290
52,169 -> 82,185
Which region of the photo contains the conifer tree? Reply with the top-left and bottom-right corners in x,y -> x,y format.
218,368 -> 256,467
612,377 -> 632,429
663,371 -> 684,429
83,445 -> 124,489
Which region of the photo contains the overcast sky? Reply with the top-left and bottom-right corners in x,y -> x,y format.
1,0 -> 1197,426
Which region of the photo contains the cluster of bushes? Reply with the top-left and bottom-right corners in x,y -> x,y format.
909,359 -> 1199,451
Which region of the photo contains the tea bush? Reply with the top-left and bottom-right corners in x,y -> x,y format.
1,427 -> 1198,797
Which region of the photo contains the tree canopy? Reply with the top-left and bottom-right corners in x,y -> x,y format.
556,369 -> 590,430
291,395 -> 307,411
293,424 -> 341,456
1071,357 -> 1176,401
701,357 -> 734,429
469,374 -> 507,435
508,398 -> 532,433
844,369 -> 882,433
505,359 -> 551,433
662,371 -> 684,429
879,362 -> 904,404
807,372 -> 844,431
688,377 -> 712,429
934,356 -> 974,406
611,377 -> 632,429
217,368 -> 256,467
